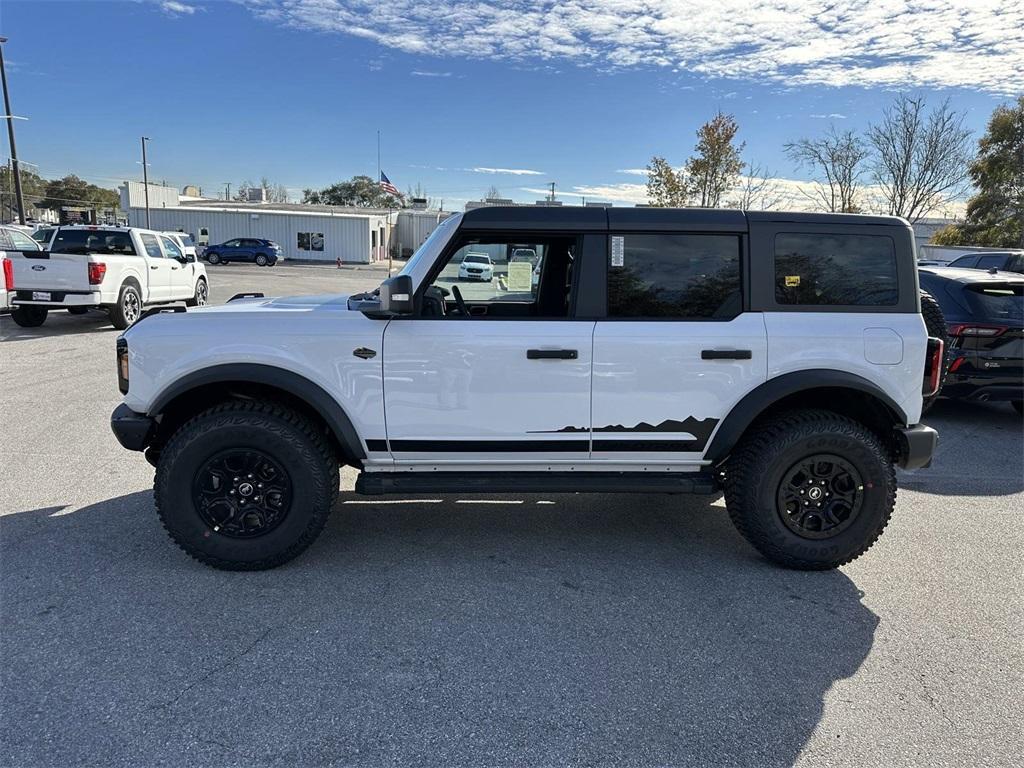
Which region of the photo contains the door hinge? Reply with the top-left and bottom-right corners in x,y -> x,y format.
353,347 -> 377,360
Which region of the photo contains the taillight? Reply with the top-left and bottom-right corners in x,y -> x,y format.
947,324 -> 1007,337
949,356 -> 966,373
923,337 -> 945,397
88,262 -> 107,285
2,257 -> 12,290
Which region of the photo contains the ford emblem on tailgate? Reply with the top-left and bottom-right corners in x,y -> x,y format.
31,265 -> 45,271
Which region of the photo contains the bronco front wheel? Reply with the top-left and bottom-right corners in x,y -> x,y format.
154,401 -> 339,570
724,409 -> 896,570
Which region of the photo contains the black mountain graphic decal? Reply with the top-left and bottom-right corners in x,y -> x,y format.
530,417 -> 718,443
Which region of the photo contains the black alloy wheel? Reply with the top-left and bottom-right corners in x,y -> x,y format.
776,454 -> 864,539
191,449 -> 293,538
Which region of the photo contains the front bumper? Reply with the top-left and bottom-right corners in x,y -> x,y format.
110,403 -> 154,451
894,424 -> 938,470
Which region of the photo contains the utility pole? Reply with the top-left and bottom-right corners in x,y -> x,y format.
0,37 -> 27,225
224,182 -> 231,200
140,136 -> 151,228
548,181 -> 556,202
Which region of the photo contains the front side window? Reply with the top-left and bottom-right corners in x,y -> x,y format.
424,236 -> 575,318
51,229 -> 136,256
608,233 -> 741,319
140,233 -> 163,259
160,236 -> 183,259
775,233 -> 897,306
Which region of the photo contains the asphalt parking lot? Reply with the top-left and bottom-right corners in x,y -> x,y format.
2,262 -> 1022,767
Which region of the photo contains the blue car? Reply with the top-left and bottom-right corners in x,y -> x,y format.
204,238 -> 281,266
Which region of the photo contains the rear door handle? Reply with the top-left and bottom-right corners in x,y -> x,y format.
701,349 -> 752,360
527,349 -> 578,360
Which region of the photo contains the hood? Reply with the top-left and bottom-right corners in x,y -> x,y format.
188,293 -> 356,314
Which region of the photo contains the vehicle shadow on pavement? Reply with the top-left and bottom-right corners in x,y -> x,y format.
2,490 -> 878,767
0,311 -> 120,341
902,399 -> 1023,496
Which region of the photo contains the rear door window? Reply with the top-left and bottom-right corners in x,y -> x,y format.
775,233 -> 897,306
607,233 -> 741,319
977,254 -> 1007,270
7,229 -> 39,250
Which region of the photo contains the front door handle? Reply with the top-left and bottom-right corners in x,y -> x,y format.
701,349 -> 752,360
527,349 -> 578,360
150,265 -> 159,270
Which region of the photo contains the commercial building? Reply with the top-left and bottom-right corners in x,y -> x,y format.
119,182 -> 451,264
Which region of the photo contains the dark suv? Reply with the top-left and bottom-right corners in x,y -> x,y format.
204,238 -> 280,266
919,266 -> 1023,414
946,251 -> 1023,274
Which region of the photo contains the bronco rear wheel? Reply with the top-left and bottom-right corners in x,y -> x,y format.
724,409 -> 896,570
155,400 -> 339,570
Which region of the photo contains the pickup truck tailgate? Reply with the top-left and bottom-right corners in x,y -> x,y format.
9,251 -> 90,292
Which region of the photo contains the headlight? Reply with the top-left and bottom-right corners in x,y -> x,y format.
116,337 -> 129,394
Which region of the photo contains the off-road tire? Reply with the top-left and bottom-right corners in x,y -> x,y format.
1012,400 -> 1023,417
255,253 -> 268,267
110,282 -> 142,330
920,290 -> 947,414
724,409 -> 896,570
66,306 -> 89,315
10,305 -> 48,327
154,400 -> 339,570
186,278 -> 208,307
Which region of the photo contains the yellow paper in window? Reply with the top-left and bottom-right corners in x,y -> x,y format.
785,275 -> 801,287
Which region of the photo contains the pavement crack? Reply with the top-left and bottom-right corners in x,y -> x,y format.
148,626 -> 276,712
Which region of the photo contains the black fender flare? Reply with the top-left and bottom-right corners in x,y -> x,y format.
704,369 -> 909,464
148,363 -> 366,462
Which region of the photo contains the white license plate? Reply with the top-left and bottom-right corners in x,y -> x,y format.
32,291 -> 51,301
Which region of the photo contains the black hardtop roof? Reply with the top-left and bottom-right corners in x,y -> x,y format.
919,266 -> 1024,284
459,206 -> 909,232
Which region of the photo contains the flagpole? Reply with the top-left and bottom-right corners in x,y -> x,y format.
377,130 -> 380,186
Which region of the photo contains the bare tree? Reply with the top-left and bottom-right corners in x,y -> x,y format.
785,128 -> 869,213
235,177 -> 289,203
685,112 -> 745,208
729,160 -> 784,211
867,94 -> 972,223
645,156 -> 687,207
485,184 -> 502,200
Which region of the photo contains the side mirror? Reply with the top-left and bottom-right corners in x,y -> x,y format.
378,274 -> 414,315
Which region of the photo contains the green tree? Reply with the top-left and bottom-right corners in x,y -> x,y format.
39,175 -> 118,212
645,156 -> 687,207
685,112 -> 745,208
0,166 -> 48,219
936,96 -> 1024,248
302,175 -> 401,208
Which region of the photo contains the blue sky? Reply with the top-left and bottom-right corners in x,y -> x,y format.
1,0 -> 1020,209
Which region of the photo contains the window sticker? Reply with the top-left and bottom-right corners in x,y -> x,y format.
785,275 -> 801,287
611,236 -> 625,267
507,261 -> 533,292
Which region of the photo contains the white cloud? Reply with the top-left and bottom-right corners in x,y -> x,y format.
809,113 -> 848,119
160,0 -> 200,15
411,70 -> 452,77
236,1 -> 1023,94
469,167 -> 545,176
616,168 -> 650,176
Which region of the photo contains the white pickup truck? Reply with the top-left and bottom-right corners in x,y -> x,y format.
7,225 -> 209,329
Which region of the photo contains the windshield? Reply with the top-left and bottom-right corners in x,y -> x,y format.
399,214 -> 460,278
51,229 -> 137,256
465,255 -> 489,264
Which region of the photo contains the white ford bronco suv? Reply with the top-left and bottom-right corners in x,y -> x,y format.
110,208 -> 941,571
7,225 -> 209,329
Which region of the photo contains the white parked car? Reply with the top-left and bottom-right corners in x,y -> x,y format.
110,207 -> 940,573
163,231 -> 199,261
7,225 -> 209,329
458,252 -> 493,281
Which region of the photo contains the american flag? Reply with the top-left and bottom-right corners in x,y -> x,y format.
379,172 -> 400,197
